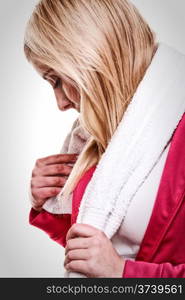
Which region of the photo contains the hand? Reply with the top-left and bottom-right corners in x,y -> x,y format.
64,224 -> 125,278
30,153 -> 78,211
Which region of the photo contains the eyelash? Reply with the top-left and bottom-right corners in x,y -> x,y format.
53,78 -> 61,89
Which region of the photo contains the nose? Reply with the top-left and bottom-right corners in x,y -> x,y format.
54,89 -> 73,111
58,98 -> 73,111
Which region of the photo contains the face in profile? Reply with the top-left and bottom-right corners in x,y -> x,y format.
33,62 -> 81,112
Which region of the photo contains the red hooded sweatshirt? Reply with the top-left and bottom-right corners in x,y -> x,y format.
29,113 -> 185,278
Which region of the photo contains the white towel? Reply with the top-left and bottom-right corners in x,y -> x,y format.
43,118 -> 90,213
45,42 -> 185,277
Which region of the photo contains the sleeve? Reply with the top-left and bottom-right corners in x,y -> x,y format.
29,208 -> 71,248
122,259 -> 185,278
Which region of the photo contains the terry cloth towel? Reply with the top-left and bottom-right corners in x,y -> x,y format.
45,42 -> 185,278
43,118 -> 90,213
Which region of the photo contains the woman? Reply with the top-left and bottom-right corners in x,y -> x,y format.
24,0 -> 185,277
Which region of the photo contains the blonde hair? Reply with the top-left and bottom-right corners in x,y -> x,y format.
24,0 -> 158,197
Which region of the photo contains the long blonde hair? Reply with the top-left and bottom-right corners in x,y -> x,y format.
24,0 -> 158,197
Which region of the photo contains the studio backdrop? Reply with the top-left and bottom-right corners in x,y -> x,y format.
0,0 -> 185,277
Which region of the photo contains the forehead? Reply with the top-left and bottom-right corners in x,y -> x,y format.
31,60 -> 78,87
32,60 -> 51,76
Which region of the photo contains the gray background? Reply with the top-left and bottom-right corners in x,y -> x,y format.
0,0 -> 185,277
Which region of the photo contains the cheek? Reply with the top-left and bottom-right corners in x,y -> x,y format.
63,84 -> 80,103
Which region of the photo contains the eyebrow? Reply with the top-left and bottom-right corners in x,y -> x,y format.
43,68 -> 52,80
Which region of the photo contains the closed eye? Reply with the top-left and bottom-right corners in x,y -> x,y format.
54,78 -> 62,89
44,74 -> 62,89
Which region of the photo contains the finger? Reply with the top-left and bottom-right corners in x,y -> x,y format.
32,187 -> 62,200
32,204 -> 43,212
32,197 -> 45,210
66,224 -> 99,242
65,260 -> 88,276
33,164 -> 73,177
65,237 -> 92,255
36,154 -> 78,167
64,249 -> 90,266
31,176 -> 67,188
